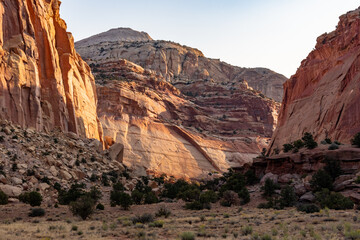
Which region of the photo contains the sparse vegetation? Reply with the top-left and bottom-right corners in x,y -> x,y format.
28,208 -> 45,217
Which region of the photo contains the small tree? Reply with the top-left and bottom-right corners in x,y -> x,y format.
110,191 -> 132,210
279,185 -> 297,208
19,191 -> 42,207
324,157 -> 342,180
283,143 -> 294,153
351,132 -> 360,147
70,195 -> 95,220
261,179 -> 280,197
310,170 -> 333,192
302,132 -> 318,149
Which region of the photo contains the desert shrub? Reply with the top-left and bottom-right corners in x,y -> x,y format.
293,139 -> 305,149
70,195 -> 95,220
88,187 -> 102,202
273,148 -> 280,155
162,179 -> 189,199
0,190 -> 8,205
345,230 -> 360,239
261,179 -> 280,197
245,169 -> 259,185
315,189 -> 354,210
328,143 -> 339,150
241,225 -> 253,235
144,192 -> 158,204
180,231 -> 195,240
296,203 -> 320,213
283,143 -> 294,153
113,182 -> 125,192
19,191 -> 42,207
257,196 -> 283,210
29,208 -> 45,217
134,180 -> 151,194
220,190 -> 240,207
324,157 -> 342,180
155,205 -> 171,218
58,183 -> 85,205
310,170 -> 333,192
149,220 -> 164,228
199,190 -> 218,204
324,138 -> 332,144
220,172 -> 249,203
53,182 -> 62,191
351,132 -> 360,147
279,185 -> 297,207
177,185 -> 201,202
90,174 -> 97,182
131,190 -> 144,205
302,132 -> 318,149
110,191 -> 132,210
96,203 -> 104,210
185,201 -> 209,210
132,213 -> 154,224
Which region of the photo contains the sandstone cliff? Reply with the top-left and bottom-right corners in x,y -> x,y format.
75,29 -> 287,102
95,59 -> 278,178
270,7 -> 360,152
0,0 -> 102,140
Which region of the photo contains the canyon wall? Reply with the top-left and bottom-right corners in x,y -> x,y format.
0,0 -> 102,140
75,29 -> 287,102
270,7 -> 360,152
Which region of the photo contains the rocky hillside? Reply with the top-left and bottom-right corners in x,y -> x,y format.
269,7 -> 360,152
75,29 -> 287,102
0,0 -> 103,141
96,59 -> 278,178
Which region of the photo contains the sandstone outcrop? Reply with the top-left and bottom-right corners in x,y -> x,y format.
75,31 -> 287,102
95,59 -> 278,179
270,7 -> 360,152
0,0 -> 102,140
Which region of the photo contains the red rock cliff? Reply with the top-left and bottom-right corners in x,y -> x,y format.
270,7 -> 360,152
0,0 -> 103,140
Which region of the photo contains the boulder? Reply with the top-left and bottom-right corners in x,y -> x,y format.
60,170 -> 72,180
11,177 -> 22,185
0,185 -> 22,197
109,143 -> 124,162
260,173 -> 278,184
300,192 -> 315,203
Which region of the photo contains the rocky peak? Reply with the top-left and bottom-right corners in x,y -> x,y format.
269,7 -> 360,153
75,27 -> 153,47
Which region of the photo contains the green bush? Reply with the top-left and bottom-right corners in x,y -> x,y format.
149,220 -> 164,228
185,201 -> 209,210
324,138 -> 332,144
261,179 -> 280,197
351,132 -> 360,147
144,192 -> 158,204
199,190 -> 218,204
131,190 -> 144,205
283,143 -> 294,153
302,132 -> 318,149
310,170 -> 333,192
155,205 -> 171,218
96,203 -> 104,210
245,170 -> 258,185
293,139 -> 305,149
162,179 -> 189,199
88,187 -> 102,202
110,191 -> 132,210
19,191 -> 42,207
315,189 -> 354,210
113,182 -> 125,192
279,185 -> 297,207
324,157 -> 342,180
29,208 -> 45,217
241,225 -> 253,235
180,231 -> 195,240
296,203 -> 320,213
132,213 -> 154,224
58,183 -> 85,205
0,190 -> 8,205
177,185 -> 200,202
70,195 -> 95,220
328,143 -> 339,150
238,188 -> 250,204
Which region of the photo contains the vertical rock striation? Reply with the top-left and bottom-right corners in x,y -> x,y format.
0,0 -> 102,140
270,7 -> 360,152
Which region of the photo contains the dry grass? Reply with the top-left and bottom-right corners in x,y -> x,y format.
0,202 -> 359,239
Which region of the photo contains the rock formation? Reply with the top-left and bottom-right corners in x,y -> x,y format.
269,7 -> 360,152
95,59 -> 278,178
75,29 -> 287,102
0,0 -> 102,141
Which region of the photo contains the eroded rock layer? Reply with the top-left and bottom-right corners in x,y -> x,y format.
75,29 -> 287,102
270,7 -> 360,152
96,59 -> 278,179
0,0 -> 102,140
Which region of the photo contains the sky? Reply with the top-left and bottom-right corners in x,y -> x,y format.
60,0 -> 360,78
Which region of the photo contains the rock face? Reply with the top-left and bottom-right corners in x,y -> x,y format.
0,0 -> 102,140
76,28 -> 152,47
96,59 -> 278,178
270,7 -> 360,151
75,32 -> 287,102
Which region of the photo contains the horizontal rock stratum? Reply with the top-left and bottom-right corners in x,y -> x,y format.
269,7 -> 360,152
0,0 -> 103,141
75,28 -> 287,102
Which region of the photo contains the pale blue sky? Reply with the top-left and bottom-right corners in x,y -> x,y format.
60,0 -> 359,78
